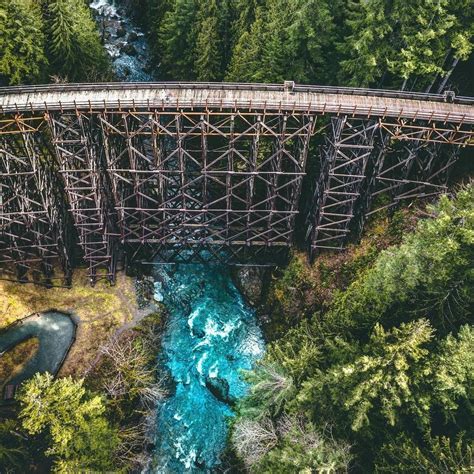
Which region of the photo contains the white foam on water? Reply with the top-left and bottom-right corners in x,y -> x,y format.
187,308 -> 199,332
240,329 -> 265,357
183,449 -> 197,470
204,318 -> 235,339
208,362 -> 219,379
90,0 -> 118,17
154,282 -> 164,302
196,353 -> 208,378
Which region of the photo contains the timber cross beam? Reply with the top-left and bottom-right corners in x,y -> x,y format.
0,82 -> 472,284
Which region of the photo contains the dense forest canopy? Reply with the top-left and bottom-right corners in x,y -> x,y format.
1,0 -> 473,93
0,0 -> 110,85
132,0 -> 474,91
232,185 -> 474,472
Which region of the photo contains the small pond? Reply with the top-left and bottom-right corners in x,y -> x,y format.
0,311 -> 76,388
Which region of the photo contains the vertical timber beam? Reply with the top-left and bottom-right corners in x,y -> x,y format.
367,129 -> 461,217
48,111 -> 116,284
307,116 -> 377,258
0,117 -> 70,284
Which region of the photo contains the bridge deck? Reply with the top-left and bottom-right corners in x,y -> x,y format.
0,82 -> 473,124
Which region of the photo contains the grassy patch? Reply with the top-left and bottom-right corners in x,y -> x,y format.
0,269 -> 139,377
263,208 -> 419,340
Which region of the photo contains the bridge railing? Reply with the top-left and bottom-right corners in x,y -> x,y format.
0,81 -> 473,106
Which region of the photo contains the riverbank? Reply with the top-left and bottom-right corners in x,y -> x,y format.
0,269 -> 142,377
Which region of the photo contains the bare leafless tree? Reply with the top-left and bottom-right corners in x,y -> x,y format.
231,417 -> 278,468
99,335 -> 167,407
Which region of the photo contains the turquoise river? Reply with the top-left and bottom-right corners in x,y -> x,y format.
152,264 -> 264,472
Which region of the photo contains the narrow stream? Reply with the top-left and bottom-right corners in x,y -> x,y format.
89,2 -> 266,471
90,0 -> 152,81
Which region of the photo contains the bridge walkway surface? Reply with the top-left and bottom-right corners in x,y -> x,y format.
1,82 -> 473,123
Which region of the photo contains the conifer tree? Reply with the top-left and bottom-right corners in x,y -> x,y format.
339,0 -> 393,87
194,0 -> 223,81
287,0 -> 336,83
431,324 -> 474,415
0,0 -> 47,85
18,373 -> 119,471
157,0 -> 198,80
299,319 -> 436,432
323,185 -> 474,336
340,0 -> 473,89
230,0 -> 259,51
227,0 -> 337,84
225,6 -> 274,82
42,0 -> 110,82
376,433 -> 474,472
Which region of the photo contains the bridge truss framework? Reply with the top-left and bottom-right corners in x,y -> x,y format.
0,83 -> 472,284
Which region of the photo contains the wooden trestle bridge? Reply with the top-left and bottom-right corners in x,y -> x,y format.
0,82 -> 473,285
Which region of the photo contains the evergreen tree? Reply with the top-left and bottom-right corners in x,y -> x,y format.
226,0 -> 336,84
323,185 -> 474,337
339,0 -> 394,87
388,0 -> 473,90
235,187 -> 474,471
0,419 -> 29,471
0,0 -> 47,85
239,363 -> 296,420
42,0 -> 110,82
340,0 -> 474,89
376,433 -> 474,473
431,324 -> 474,415
194,0 -> 224,81
18,373 -> 119,471
285,0 -> 336,83
229,0 -> 259,51
299,319 -> 436,433
157,0 -> 198,80
225,4 -> 281,82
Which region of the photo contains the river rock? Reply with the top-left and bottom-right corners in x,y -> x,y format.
232,267 -> 267,306
116,24 -> 127,38
205,376 -> 235,404
128,31 -> 139,42
135,276 -> 155,308
121,43 -> 138,56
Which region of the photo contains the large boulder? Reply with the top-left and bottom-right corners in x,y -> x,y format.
232,267 -> 268,307
205,376 -> 235,404
127,31 -> 139,42
116,23 -> 127,38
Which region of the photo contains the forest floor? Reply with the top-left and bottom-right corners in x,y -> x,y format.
0,269 -> 145,377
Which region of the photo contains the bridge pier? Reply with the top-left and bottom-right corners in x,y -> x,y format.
99,110 -> 313,268
0,116 -> 71,285
306,117 -> 463,258
47,112 -> 117,284
306,117 -> 378,258
366,139 -> 459,218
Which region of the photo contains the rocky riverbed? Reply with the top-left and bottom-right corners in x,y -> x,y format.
90,0 -> 153,81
